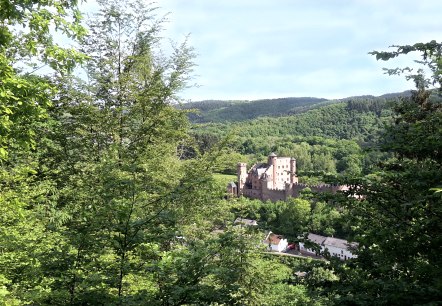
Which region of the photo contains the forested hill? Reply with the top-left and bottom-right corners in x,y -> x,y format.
179,97 -> 328,122
180,91 -> 410,123
188,98 -> 397,178
194,98 -> 394,144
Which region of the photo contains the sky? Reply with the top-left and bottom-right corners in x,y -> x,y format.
83,0 -> 442,101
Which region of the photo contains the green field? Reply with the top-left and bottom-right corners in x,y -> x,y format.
213,173 -> 236,187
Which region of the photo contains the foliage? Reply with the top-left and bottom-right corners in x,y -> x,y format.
0,0 -> 86,158
180,97 -> 329,123
230,195 -> 352,245
0,1 -> 322,304
181,92 -> 407,124
2,0 -> 440,304
196,99 -> 393,144
330,41 -> 442,305
189,98 -> 395,180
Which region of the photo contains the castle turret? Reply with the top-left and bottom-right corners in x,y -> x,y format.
237,162 -> 247,195
290,158 -> 298,184
268,152 -> 277,189
227,181 -> 237,197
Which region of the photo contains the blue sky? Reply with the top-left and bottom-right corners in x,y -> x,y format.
84,0 -> 442,101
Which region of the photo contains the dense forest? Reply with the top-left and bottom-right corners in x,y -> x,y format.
180,91 -> 410,124
188,98 -> 395,182
178,97 -> 330,123
1,0 -> 441,305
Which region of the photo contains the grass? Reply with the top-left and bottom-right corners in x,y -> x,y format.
213,173 -> 236,187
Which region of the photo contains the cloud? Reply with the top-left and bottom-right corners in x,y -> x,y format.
132,0 -> 442,100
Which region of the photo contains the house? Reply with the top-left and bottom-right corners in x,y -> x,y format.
263,231 -> 288,252
299,233 -> 358,260
234,218 -> 258,226
229,153 -> 347,202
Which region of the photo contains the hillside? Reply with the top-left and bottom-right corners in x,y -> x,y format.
194,98 -> 394,143
180,91 -> 411,123
179,97 -> 328,122
189,97 -> 398,178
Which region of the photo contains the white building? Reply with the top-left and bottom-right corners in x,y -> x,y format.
263,231 -> 288,252
234,218 -> 258,226
299,233 -> 357,260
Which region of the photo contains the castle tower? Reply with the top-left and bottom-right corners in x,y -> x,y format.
290,158 -> 298,184
268,152 -> 277,189
227,182 -> 237,197
237,162 -> 247,195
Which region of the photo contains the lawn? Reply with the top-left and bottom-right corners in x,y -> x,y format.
213,173 -> 236,187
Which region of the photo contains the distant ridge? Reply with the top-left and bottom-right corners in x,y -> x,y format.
179,91 -> 411,123
337,90 -> 412,101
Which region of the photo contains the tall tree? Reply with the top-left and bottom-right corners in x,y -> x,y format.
0,0 -> 86,304
28,1 -> 224,304
334,41 -> 442,305
0,0 -> 86,156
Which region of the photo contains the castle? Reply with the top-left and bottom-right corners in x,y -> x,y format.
227,153 -> 347,202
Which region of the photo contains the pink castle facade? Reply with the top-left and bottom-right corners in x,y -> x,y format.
228,153 -> 347,202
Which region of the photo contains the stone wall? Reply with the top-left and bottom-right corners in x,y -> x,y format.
261,187 -> 286,202
242,188 -> 263,200
239,183 -> 347,202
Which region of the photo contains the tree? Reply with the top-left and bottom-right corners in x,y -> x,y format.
273,198 -> 311,241
0,0 -> 86,157
38,1 -> 197,303
0,1 -> 86,304
0,0 -> 225,303
333,41 -> 442,305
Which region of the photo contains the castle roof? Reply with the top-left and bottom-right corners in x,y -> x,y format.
269,152 -> 277,157
252,163 -> 267,169
250,163 -> 270,178
227,181 -> 237,188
